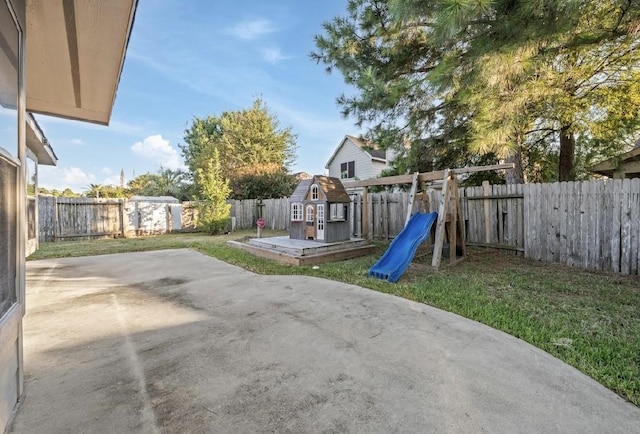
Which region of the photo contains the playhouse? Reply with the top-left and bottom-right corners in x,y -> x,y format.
289,175 -> 351,242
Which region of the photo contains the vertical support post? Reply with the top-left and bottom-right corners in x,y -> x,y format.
405,172 -> 419,227
362,187 -> 369,240
448,178 -> 457,264
451,176 -> 467,257
119,200 -> 125,237
431,170 -> 450,268
483,180 -> 491,243
16,7 -> 27,397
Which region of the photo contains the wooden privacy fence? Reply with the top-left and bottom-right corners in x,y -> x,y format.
39,196 -> 124,241
228,198 -> 290,230
524,178 -> 640,275
37,178 -> 640,275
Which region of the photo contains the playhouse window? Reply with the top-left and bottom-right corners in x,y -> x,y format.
291,203 -> 303,221
330,203 -> 347,221
340,161 -> 355,179
306,205 -> 314,222
311,184 -> 319,200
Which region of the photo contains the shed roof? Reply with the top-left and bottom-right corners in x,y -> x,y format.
289,176 -> 351,203
312,175 -> 351,202
130,195 -> 179,203
290,179 -> 312,202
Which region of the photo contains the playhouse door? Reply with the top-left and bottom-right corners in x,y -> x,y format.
316,204 -> 325,241
304,204 -> 315,240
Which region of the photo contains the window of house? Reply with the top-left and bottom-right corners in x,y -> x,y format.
26,156 -> 36,197
340,161 -> 355,179
291,203 -> 303,221
330,203 -> 347,221
311,184 -> 319,200
0,1 -> 19,319
306,205 -> 314,222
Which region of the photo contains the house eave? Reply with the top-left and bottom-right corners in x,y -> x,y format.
25,0 -> 138,125
589,147 -> 640,177
26,113 -> 57,166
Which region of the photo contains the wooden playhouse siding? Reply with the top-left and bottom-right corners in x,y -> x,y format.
327,138 -> 386,180
325,220 -> 351,242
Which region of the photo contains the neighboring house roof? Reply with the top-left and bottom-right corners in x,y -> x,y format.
292,171 -> 312,181
26,113 -> 57,166
25,0 -> 138,125
289,176 -> 350,203
325,135 -> 386,169
590,144 -> 640,178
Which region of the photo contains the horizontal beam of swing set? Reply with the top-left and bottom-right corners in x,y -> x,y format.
342,163 -> 515,189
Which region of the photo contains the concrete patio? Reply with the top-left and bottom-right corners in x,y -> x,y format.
10,249 -> 640,433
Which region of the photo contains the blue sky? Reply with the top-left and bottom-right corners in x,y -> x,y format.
38,0 -> 359,192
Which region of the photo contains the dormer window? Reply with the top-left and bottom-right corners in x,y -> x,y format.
311,184 -> 319,200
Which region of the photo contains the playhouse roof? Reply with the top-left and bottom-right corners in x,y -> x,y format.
290,176 -> 350,203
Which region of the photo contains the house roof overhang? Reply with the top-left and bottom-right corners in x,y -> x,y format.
26,112 -> 56,166
590,147 -> 640,177
25,0 -> 138,125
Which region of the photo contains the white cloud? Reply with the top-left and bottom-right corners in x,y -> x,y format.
39,166 -> 96,192
131,134 -> 185,170
69,139 -> 84,145
226,18 -> 276,40
261,48 -> 290,64
102,174 -> 123,186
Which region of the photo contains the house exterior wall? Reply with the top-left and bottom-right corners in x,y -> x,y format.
327,138 -> 386,180
0,0 -> 26,430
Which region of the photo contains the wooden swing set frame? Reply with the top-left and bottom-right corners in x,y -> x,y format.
342,163 -> 514,269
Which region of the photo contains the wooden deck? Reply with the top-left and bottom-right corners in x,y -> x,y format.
227,236 -> 375,266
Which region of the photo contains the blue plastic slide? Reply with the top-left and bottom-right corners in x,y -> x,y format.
368,212 -> 438,283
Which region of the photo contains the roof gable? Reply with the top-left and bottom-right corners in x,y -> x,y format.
290,176 -> 350,203
325,135 -> 386,168
312,175 -> 350,202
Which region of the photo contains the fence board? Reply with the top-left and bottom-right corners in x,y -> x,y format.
630,179 -> 640,275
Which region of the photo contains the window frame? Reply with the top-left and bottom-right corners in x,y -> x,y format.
291,203 -> 303,221
340,161 -> 355,179
329,203 -> 347,221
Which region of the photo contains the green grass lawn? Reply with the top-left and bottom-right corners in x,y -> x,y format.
29,230 -> 640,407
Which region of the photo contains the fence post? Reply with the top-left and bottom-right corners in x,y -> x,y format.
362,187 -> 369,240
482,180 -> 491,243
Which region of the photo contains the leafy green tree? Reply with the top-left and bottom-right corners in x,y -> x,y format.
230,172 -> 297,200
312,0 -> 640,182
84,183 -> 103,198
180,98 -> 297,190
99,185 -> 127,198
195,149 -> 231,235
127,168 -> 192,200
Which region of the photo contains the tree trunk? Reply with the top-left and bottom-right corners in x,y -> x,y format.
558,126 -> 575,182
504,149 -> 525,184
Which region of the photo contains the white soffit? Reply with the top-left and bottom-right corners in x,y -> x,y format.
25,0 -> 137,125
